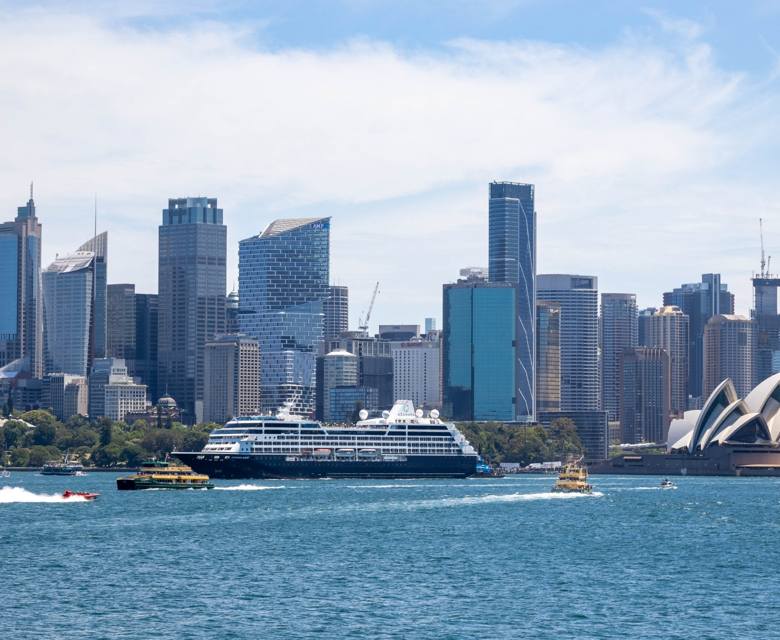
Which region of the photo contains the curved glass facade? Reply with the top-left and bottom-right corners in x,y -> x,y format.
239,218 -> 330,415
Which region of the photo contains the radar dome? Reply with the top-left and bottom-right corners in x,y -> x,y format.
359,410 -> 368,420
415,409 -> 423,418
382,410 -> 390,419
430,409 -> 439,419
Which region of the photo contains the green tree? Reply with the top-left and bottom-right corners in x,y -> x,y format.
182,431 -> 209,452
98,418 -> 113,446
1,420 -> 29,448
121,443 -> 146,466
166,413 -> 173,429
156,405 -> 163,429
10,448 -> 29,467
20,410 -> 56,428
131,419 -> 149,432
548,418 -> 584,456
32,423 -> 57,447
92,442 -> 123,467
141,430 -> 183,458
71,427 -> 98,448
28,445 -> 60,467
65,414 -> 89,430
7,395 -> 13,415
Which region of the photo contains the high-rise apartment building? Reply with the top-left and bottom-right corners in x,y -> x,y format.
620,347 -> 671,444
135,294 -> 158,401
703,315 -> 756,399
78,232 -> 108,361
425,318 -> 437,333
443,270 -> 518,422
158,198 -> 226,420
644,306 -> 689,417
0,188 -> 43,377
638,307 -> 657,348
107,284 -> 136,368
664,274 -> 734,399
391,336 -> 441,408
600,293 -> 638,421
239,218 -> 330,415
323,286 -> 348,339
204,335 -> 261,424
537,275 -> 599,411
42,252 -> 96,376
42,373 -> 88,420
536,301 -> 561,412
488,181 -> 535,420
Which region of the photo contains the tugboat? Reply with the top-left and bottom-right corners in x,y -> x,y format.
117,460 -> 214,490
551,462 -> 593,494
62,490 -> 99,501
41,451 -> 83,476
659,478 -> 676,489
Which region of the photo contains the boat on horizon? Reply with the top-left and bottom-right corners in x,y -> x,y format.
41,451 -> 83,476
173,400 -> 479,480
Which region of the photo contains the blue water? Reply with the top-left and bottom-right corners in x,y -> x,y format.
2,473 -> 778,639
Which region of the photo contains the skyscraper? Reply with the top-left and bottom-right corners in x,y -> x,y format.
323,285 -> 348,339
425,318 -> 437,333
204,335 -> 261,423
134,293 -> 158,402
226,288 -> 240,334
537,275 -> 599,411
752,275 -> 780,384
239,218 -> 330,415
600,293 -> 638,421
645,306 -> 689,417
42,251 -> 96,376
78,232 -> 108,361
0,188 -> 43,377
442,270 -> 518,422
664,274 -> 733,400
638,307 -> 657,347
322,349 -> 358,421
158,198 -> 226,420
620,347 -> 671,444
703,315 -> 756,399
107,284 -> 136,367
536,301 -> 561,412
488,181 -> 535,420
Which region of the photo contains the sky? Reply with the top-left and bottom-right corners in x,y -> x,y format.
3,0 -> 780,330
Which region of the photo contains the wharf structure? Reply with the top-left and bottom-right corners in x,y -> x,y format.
591,372 -> 780,476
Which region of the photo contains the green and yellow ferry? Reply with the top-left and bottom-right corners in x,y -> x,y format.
551,462 -> 593,494
117,461 -> 214,490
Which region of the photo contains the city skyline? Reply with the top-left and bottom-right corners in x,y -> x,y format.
1,4 -> 780,331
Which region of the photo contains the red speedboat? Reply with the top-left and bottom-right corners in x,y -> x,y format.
62,490 -> 99,501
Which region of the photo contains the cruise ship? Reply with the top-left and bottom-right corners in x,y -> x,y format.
173,400 -> 478,479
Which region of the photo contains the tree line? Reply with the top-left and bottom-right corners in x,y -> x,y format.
455,418 -> 585,466
0,408 -> 217,468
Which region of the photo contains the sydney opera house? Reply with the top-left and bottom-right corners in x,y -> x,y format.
591,372 -> 780,476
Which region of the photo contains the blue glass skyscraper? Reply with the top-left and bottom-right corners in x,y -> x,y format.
239,218 -> 330,415
442,271 -> 518,422
158,198 -> 226,419
488,181 -> 535,420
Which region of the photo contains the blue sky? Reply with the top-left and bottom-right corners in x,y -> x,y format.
2,1 -> 780,327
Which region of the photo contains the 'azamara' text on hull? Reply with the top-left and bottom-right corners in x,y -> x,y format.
173,400 -> 478,480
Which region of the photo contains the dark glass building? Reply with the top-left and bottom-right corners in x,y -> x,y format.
78,233 -> 108,361
107,284 -> 136,368
619,347 -> 671,444
0,188 -> 43,377
135,293 -> 158,401
488,181 -> 535,420
330,386 -> 379,423
158,198 -> 226,420
239,218 -> 330,415
600,293 -> 638,422
536,301 -> 560,412
443,272 -> 518,422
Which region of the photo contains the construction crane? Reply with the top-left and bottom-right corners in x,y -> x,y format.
359,282 -> 380,332
760,218 -> 772,278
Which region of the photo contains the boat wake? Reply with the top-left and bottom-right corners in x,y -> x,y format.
0,486 -> 89,503
214,484 -> 286,491
373,491 -> 604,512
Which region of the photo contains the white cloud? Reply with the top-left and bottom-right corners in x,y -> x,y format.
0,9 -> 777,328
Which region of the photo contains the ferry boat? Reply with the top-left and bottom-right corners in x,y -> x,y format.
659,478 -> 676,489
41,451 -> 84,476
116,461 -> 214,490
173,400 -> 479,480
551,462 -> 593,494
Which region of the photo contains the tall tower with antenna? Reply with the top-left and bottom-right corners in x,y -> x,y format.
753,218 -> 780,383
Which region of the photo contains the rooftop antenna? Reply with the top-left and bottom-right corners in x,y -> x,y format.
760,218 -> 766,277
30,181 -> 33,201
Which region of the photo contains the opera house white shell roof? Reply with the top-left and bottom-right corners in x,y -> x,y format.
667,373 -> 780,453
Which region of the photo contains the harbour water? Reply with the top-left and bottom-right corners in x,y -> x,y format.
2,473 -> 778,638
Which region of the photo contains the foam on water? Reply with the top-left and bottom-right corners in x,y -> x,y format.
424,490 -> 603,508
0,486 -> 88,503
214,484 -> 286,491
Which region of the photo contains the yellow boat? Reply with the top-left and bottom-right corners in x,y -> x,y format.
117,461 -> 214,490
551,463 -> 592,494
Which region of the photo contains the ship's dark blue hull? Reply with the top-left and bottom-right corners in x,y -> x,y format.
173,452 -> 478,479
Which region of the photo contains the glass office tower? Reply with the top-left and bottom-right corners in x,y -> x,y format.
78,232 -> 108,361
600,293 -> 638,422
135,293 -> 158,402
42,252 -> 95,376
442,272 -> 518,422
239,218 -> 330,415
0,190 -> 43,377
488,181 -> 535,421
536,301 -> 561,412
158,198 -> 226,420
